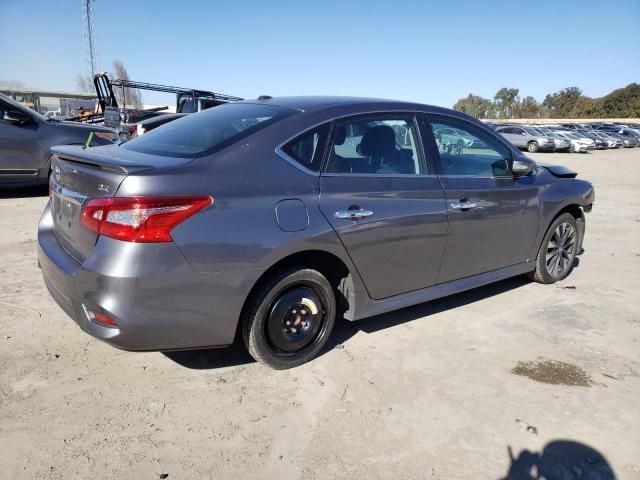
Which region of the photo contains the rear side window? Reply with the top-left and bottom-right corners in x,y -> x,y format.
281,124 -> 330,172
325,116 -> 426,175
122,103 -> 294,158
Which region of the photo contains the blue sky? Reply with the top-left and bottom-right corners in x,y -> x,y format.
1,0 -> 638,108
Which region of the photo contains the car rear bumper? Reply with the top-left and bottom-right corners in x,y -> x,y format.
38,202 -> 259,351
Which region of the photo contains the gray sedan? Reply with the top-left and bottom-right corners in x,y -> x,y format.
39,97 -> 594,368
0,93 -> 117,185
495,126 -> 556,152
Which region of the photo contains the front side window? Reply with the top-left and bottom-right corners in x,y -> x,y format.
281,124 -> 330,172
429,117 -> 512,177
325,116 -> 425,175
123,103 -> 294,157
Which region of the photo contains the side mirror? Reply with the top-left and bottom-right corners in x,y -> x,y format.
512,157 -> 535,177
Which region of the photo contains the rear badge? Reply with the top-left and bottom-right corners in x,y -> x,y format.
97,184 -> 110,193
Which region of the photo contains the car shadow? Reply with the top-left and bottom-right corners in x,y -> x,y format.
163,340 -> 255,370
164,275 -> 531,370
502,440 -> 616,479
0,185 -> 48,198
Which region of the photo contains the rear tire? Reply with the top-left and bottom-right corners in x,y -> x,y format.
528,213 -> 579,284
241,268 -> 336,369
527,141 -> 539,153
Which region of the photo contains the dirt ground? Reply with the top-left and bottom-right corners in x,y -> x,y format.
0,148 -> 639,480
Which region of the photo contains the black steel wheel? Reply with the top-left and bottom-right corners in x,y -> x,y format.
242,268 -> 336,369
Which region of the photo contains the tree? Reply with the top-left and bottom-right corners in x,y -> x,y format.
453,94 -> 492,118
111,60 -> 142,108
75,74 -> 93,92
452,83 -> 640,119
542,87 -> 582,118
493,87 -> 519,118
514,96 -> 541,118
599,83 -> 640,117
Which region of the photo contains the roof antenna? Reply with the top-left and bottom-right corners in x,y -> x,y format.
257,95 -> 272,101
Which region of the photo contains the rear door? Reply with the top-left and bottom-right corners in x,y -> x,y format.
318,113 -> 448,300
425,114 -> 540,283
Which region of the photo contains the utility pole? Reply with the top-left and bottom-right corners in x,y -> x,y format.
82,0 -> 98,77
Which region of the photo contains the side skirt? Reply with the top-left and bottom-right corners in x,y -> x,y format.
350,262 -> 534,321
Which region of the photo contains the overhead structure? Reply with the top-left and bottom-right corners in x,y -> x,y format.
82,0 -> 98,77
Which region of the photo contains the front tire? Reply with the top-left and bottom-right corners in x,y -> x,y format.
528,213 -> 579,284
527,141 -> 539,153
242,268 -> 336,369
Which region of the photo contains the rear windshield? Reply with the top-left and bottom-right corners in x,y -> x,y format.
122,103 -> 294,158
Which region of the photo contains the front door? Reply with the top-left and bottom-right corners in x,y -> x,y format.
319,114 -> 448,300
427,114 -> 540,283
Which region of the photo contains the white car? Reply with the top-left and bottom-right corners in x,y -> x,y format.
554,131 -> 595,153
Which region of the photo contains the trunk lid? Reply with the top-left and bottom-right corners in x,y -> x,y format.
49,144 -> 193,262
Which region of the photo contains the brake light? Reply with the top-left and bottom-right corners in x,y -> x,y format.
80,196 -> 212,242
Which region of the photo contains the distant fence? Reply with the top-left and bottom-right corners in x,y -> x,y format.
484,118 -> 640,125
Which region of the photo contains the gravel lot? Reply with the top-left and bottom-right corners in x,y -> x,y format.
1,148 -> 639,480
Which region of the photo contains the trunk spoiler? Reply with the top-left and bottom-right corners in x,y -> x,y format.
51,145 -> 154,175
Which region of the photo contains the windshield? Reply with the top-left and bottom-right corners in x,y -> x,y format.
122,103 -> 294,158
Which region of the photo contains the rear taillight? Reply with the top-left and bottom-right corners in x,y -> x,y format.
80,196 -> 212,243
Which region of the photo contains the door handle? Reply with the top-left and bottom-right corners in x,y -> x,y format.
335,209 -> 374,220
450,200 -> 478,210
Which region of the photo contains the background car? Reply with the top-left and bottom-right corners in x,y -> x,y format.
0,93 -> 118,185
534,127 -> 572,152
495,126 -> 555,152
576,130 -> 608,149
554,131 -> 595,152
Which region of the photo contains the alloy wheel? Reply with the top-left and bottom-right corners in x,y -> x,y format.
545,222 -> 577,278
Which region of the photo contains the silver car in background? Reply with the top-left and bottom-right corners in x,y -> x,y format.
535,127 -> 572,152
554,131 -> 595,153
592,131 -> 621,148
495,126 -> 556,153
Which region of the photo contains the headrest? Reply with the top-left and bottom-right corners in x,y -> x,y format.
358,125 -> 396,158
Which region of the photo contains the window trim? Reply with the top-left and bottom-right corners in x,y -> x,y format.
276,124 -> 331,175
422,112 -> 515,179
320,112 -> 431,177
275,124 -> 332,176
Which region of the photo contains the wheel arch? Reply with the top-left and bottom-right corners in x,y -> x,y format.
537,203 -> 586,259
237,249 -> 356,340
